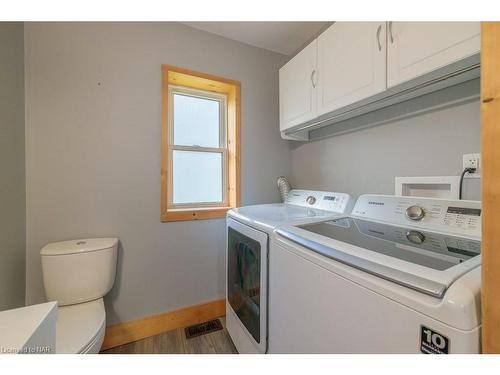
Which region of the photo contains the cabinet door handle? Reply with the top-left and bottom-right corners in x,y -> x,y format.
376,24 -> 382,51
389,21 -> 394,44
311,70 -> 317,88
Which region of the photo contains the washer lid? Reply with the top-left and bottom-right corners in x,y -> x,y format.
56,299 -> 106,354
277,219 -> 481,299
40,238 -> 118,256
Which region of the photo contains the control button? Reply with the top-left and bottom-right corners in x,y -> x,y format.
306,196 -> 316,205
406,230 -> 425,245
405,205 -> 425,221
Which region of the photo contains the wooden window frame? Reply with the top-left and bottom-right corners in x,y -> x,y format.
161,65 -> 240,222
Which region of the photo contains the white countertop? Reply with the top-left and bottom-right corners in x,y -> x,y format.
0,301 -> 57,354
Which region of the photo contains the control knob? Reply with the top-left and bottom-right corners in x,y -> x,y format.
406,230 -> 425,245
405,205 -> 425,221
306,196 -> 316,205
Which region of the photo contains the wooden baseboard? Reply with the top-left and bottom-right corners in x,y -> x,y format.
101,299 -> 226,351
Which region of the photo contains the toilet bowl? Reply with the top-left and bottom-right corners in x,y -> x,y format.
56,298 -> 106,354
40,238 -> 118,354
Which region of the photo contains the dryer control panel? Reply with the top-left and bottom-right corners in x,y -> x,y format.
352,194 -> 481,238
286,190 -> 354,214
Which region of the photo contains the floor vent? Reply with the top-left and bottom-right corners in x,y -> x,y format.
185,319 -> 223,339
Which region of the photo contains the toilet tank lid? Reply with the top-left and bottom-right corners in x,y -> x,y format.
40,238 -> 118,256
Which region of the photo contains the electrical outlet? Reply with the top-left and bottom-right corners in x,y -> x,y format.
463,153 -> 481,178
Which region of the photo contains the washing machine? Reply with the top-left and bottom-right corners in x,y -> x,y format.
269,194 -> 481,353
226,189 -> 354,353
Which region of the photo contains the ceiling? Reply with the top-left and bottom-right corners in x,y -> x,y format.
182,22 -> 330,56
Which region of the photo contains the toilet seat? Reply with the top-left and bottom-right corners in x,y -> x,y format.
79,320 -> 106,354
56,298 -> 106,354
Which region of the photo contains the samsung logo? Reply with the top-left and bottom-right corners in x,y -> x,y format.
368,201 -> 385,206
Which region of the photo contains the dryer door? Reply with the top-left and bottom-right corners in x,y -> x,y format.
226,217 -> 268,353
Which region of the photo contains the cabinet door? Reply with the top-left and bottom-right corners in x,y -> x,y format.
279,40 -> 317,132
316,22 -> 387,116
387,22 -> 480,88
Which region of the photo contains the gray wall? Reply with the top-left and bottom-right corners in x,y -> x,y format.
290,100 -> 480,200
24,22 -> 290,324
0,22 -> 26,311
23,21 -> 480,325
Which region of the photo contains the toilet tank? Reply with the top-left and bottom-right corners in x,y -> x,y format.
40,238 -> 118,306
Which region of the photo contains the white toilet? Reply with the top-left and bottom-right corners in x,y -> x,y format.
40,238 -> 118,354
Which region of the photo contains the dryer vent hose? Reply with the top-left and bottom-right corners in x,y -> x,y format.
277,176 -> 292,203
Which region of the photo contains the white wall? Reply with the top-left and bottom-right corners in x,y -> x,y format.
24,22 -> 290,324
0,22 -> 26,311
290,100 -> 480,200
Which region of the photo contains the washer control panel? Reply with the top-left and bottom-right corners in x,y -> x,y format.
286,189 -> 354,214
352,194 -> 481,237
443,206 -> 481,230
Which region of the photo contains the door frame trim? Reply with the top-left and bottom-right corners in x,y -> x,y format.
481,21 -> 500,353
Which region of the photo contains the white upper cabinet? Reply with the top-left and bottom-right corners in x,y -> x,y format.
278,22 -> 480,139
279,40 -> 317,132
387,22 -> 480,88
317,22 -> 387,116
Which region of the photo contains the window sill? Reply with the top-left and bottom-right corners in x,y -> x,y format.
161,206 -> 233,222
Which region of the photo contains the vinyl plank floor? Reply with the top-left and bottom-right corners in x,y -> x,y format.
101,317 -> 237,354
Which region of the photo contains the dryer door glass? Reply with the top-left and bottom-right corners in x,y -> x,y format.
227,227 -> 261,343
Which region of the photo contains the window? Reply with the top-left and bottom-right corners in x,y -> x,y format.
170,87 -> 227,206
161,65 -> 240,222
